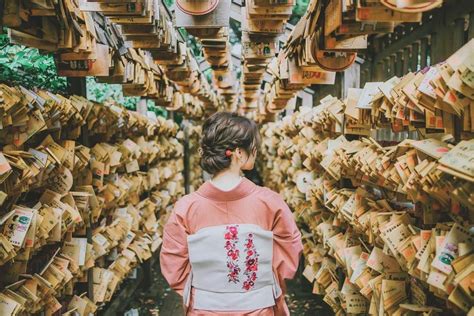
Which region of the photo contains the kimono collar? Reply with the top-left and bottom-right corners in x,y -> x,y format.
197,177 -> 257,201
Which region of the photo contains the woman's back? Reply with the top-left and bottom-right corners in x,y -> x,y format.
160,112 -> 302,315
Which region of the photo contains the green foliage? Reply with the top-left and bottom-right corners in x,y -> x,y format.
86,77 -> 167,118
0,30 -> 166,118
163,0 -> 174,8
229,19 -> 242,43
289,0 -> 310,25
0,32 -> 67,92
202,67 -> 212,84
86,77 -> 140,109
150,103 -> 168,118
185,34 -> 204,61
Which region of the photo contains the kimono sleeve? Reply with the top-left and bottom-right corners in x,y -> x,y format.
270,191 -> 303,280
160,199 -> 191,296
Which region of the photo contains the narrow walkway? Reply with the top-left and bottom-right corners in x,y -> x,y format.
122,257 -> 333,315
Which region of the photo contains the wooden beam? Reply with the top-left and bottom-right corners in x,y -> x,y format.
372,0 -> 474,64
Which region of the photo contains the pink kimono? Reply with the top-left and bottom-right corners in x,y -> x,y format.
160,178 -> 303,315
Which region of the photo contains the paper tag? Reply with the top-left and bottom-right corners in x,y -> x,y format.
28,148 -> 49,167
3,208 -> 34,247
438,139 -> 474,178
357,82 -> 383,109
381,279 -> 407,310
0,153 -> 12,177
47,166 -> 73,195
418,67 -> 438,99
426,270 -> 448,292
432,224 -> 474,274
125,160 -> 140,173
412,138 -> 450,160
302,265 -> 316,283
346,293 -> 368,314
367,247 -> 401,273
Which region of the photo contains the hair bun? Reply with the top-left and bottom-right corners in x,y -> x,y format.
199,112 -> 260,175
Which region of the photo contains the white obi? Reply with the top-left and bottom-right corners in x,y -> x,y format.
184,224 -> 282,311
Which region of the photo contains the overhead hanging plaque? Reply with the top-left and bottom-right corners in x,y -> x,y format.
288,58 -> 336,85
175,0 -> 230,28
380,0 -> 442,13
176,0 -> 220,15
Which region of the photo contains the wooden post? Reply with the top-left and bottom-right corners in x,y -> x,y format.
402,47 -> 410,74
395,51 -> 403,77
430,11 -> 454,64
0,1 -> 4,28
383,58 -> 390,79
430,32 -> 440,65
410,42 -> 419,72
360,69 -> 366,87
389,55 -> 396,77
342,62 -> 360,98
420,37 -> 428,69
168,110 -> 175,121
67,77 -> 94,301
452,18 -> 466,142
67,77 -> 87,97
373,61 -> 385,81
137,99 -> 148,115
452,18 -> 466,51
469,11 -> 474,40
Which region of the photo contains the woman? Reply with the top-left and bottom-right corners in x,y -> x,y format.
160,112 -> 303,315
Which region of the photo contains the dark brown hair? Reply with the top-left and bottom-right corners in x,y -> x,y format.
200,112 -> 261,175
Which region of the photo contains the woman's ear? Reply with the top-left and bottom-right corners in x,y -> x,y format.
235,148 -> 242,159
234,148 -> 245,166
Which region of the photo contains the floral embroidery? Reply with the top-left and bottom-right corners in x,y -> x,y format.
224,225 -> 240,283
242,233 -> 259,291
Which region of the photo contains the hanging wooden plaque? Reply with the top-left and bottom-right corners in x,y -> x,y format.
314,51 -> 356,72
79,1 -> 146,16
176,0 -> 219,16
380,0 -> 442,13
356,2 -> 422,22
56,44 -> 111,77
324,0 -> 342,37
247,0 -> 293,18
244,18 -> 285,34
175,0 -> 230,27
335,22 -> 395,36
288,58 -> 336,85
186,27 -> 222,38
213,70 -> 234,89
324,35 -> 368,51
242,41 -> 277,59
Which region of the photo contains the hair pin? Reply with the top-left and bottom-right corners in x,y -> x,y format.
225,149 -> 232,158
